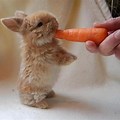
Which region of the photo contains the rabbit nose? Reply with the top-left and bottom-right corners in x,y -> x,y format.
47,23 -> 57,31
52,19 -> 58,28
52,19 -> 57,24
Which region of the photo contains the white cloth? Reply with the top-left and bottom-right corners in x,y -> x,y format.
0,0 -> 120,120
26,0 -> 120,88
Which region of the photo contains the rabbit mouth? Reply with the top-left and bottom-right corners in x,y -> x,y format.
46,28 -> 57,37
45,22 -> 58,37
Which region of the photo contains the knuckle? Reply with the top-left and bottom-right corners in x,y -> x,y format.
115,44 -> 120,59
99,47 -> 112,56
114,30 -> 120,41
99,51 -> 109,56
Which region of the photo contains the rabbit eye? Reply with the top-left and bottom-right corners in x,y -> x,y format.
37,22 -> 43,27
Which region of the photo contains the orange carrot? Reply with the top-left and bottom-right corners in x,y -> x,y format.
55,28 -> 108,45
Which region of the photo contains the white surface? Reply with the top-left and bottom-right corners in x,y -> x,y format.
0,0 -> 120,120
0,80 -> 120,120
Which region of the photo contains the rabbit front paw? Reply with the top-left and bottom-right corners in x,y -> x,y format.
62,54 -> 77,65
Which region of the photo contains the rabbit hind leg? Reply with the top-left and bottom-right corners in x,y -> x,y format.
19,92 -> 48,109
46,90 -> 55,98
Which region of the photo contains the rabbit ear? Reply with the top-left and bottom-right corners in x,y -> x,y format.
15,10 -> 27,18
1,17 -> 23,32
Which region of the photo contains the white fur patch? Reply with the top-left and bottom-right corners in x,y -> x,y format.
20,50 -> 60,91
35,38 -> 52,46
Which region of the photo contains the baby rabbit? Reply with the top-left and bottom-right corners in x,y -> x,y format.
1,11 -> 77,109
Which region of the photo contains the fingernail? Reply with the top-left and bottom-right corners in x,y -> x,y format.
114,30 -> 120,39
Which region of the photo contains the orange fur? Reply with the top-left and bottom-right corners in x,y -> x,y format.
1,11 -> 77,109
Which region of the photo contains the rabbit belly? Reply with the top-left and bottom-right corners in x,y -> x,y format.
32,65 -> 60,88
20,63 -> 60,91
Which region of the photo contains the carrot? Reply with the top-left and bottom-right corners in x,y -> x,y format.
55,28 -> 108,45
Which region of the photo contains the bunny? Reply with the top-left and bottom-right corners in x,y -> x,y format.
1,11 -> 77,109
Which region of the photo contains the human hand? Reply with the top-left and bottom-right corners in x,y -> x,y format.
85,17 -> 120,60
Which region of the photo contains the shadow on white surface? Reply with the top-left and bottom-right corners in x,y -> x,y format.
0,80 -> 120,120
48,94 -> 99,113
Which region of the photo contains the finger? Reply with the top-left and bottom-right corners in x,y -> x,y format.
85,41 -> 98,53
99,30 -> 120,56
94,17 -> 120,31
115,44 -> 120,60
